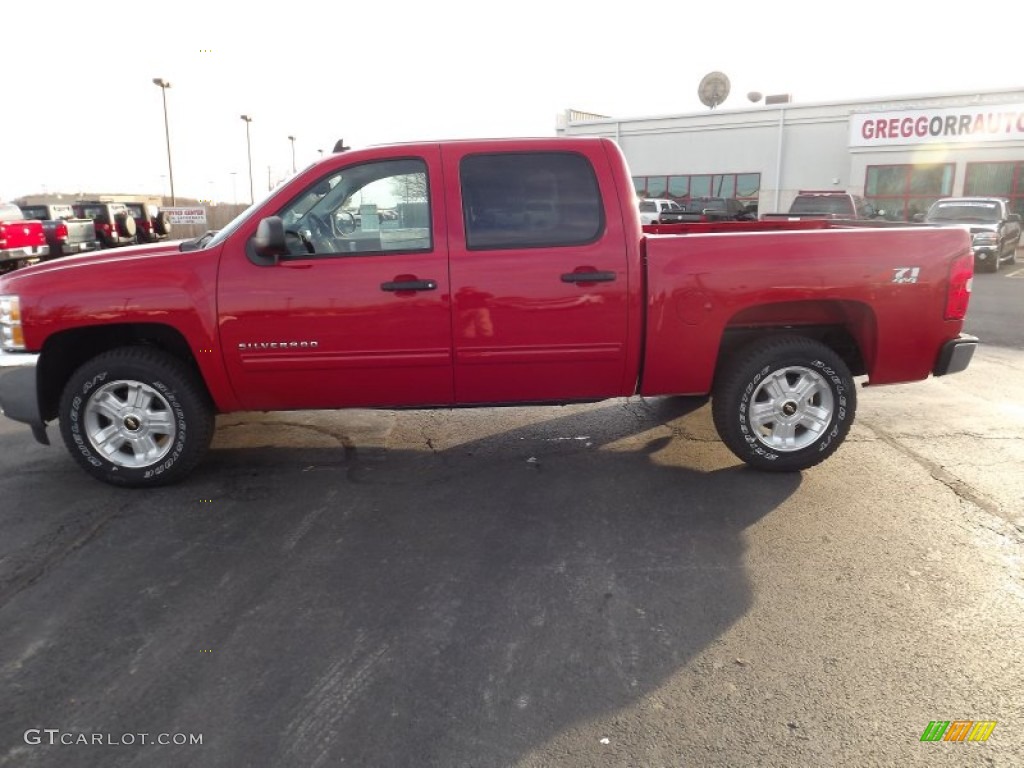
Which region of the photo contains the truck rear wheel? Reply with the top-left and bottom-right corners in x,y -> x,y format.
58,347 -> 215,487
712,336 -> 856,471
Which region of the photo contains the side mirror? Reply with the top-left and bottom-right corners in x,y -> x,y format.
912,213 -> 925,223
249,216 -> 287,265
1008,213 -> 1022,224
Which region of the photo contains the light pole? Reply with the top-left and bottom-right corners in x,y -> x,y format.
287,135 -> 296,173
152,78 -> 175,205
240,115 -> 254,204
317,149 -> 324,158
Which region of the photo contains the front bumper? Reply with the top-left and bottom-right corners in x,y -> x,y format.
933,334 -> 978,376
0,350 -> 48,444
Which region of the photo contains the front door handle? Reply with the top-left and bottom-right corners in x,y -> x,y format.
561,270 -> 616,284
381,279 -> 437,292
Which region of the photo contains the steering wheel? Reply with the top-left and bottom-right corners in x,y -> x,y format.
301,213 -> 338,253
334,210 -> 357,236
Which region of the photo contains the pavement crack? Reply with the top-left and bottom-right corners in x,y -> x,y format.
861,419 -> 1007,522
0,502 -> 131,609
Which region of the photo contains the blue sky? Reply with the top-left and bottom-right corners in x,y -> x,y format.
2,0 -> 1021,203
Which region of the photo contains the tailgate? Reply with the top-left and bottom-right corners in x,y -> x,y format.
65,219 -> 98,243
0,220 -> 47,248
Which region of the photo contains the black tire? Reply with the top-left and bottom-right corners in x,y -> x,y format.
154,211 -> 171,236
116,212 -> 137,237
712,336 -> 856,471
58,347 -> 215,487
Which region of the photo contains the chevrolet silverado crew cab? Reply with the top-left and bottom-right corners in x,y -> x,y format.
0,137 -> 977,487
920,197 -> 1021,273
18,203 -> 101,257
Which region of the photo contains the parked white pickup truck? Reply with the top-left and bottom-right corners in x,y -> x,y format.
638,198 -> 682,225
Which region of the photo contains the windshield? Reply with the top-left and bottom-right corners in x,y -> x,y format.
203,183 -> 283,250
925,201 -> 1000,223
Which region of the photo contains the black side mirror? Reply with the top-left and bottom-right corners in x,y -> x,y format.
249,216 -> 287,265
1008,213 -> 1022,224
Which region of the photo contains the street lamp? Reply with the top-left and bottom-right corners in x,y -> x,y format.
152,78 -> 175,205
317,149 -> 324,158
240,115 -> 254,205
287,135 -> 296,173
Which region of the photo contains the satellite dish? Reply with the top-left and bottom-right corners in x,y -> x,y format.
698,71 -> 731,109
747,91 -> 763,103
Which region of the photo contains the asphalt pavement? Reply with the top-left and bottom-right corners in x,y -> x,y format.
0,267 -> 1021,768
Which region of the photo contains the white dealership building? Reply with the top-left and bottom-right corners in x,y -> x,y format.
557,87 -> 1024,220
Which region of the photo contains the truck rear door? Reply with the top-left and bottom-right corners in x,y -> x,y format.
442,144 -> 631,403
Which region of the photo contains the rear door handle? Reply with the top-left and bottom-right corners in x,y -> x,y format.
381,279 -> 437,292
561,270 -> 616,283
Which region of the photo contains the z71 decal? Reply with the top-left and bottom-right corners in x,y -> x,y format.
892,267 -> 921,284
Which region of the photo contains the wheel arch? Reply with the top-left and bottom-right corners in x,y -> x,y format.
714,299 -> 877,386
38,324 -> 209,422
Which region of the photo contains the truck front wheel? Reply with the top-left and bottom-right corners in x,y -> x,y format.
58,347 -> 215,487
712,336 -> 856,471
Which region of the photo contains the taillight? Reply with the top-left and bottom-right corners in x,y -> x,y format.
56,222 -> 69,241
945,251 -> 974,320
102,223 -> 112,232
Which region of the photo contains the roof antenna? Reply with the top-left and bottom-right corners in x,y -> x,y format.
333,139 -> 350,153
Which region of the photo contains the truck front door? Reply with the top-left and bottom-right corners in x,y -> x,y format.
443,146 -> 631,404
217,150 -> 453,410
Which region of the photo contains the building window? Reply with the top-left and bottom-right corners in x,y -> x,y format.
865,164 -> 954,221
965,162 -> 1024,216
633,173 -> 760,204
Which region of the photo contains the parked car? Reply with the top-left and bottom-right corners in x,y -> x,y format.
657,197 -> 756,223
0,204 -> 48,273
18,203 -> 100,258
638,198 -> 682,225
919,197 -> 1021,273
761,190 -> 885,221
72,202 -> 137,248
123,202 -> 172,243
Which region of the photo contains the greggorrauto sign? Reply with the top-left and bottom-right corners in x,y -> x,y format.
850,104 -> 1024,147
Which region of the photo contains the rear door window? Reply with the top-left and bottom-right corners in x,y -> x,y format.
460,152 -> 604,250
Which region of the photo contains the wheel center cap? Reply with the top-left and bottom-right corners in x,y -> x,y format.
782,401 -> 798,416
123,415 -> 142,431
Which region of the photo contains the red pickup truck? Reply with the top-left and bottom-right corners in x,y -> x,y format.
0,204 -> 49,273
0,137 -> 977,487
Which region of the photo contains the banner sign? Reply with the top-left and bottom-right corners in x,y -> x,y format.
850,104 -> 1024,147
163,206 -> 207,224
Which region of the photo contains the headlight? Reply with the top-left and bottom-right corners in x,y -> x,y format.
972,233 -> 998,246
0,295 -> 25,350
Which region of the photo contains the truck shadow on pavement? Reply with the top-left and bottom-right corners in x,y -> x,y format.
0,398 -> 801,767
